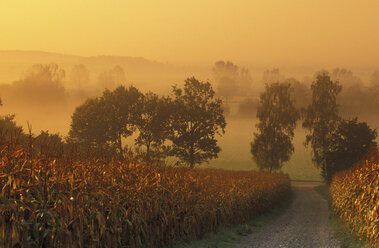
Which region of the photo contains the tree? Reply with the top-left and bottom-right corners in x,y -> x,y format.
324,118 -> 377,182
101,85 -> 142,155
134,92 -> 171,161
261,68 -> 284,84
9,64 -> 67,110
213,60 -> 254,98
213,61 -> 239,99
97,65 -> 126,91
68,85 -> 142,157
0,114 -> 25,145
68,97 -> 110,154
169,77 -> 226,168
302,72 -> 342,181
251,82 -> 299,172
70,64 -> 90,89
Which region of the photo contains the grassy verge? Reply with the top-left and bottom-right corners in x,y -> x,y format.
314,185 -> 368,248
169,191 -> 294,248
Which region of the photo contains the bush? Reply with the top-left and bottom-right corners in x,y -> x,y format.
325,118 -> 377,183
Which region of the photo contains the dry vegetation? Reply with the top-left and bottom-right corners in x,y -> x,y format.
0,142 -> 290,247
330,147 -> 379,247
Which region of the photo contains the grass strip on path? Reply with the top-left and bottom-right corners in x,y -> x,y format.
169,190 -> 294,248
314,185 -> 368,248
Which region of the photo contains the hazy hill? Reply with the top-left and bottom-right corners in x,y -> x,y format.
0,50 -> 210,93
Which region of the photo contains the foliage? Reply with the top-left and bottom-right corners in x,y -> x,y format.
68,86 -> 142,157
324,118 -> 377,182
330,147 -> 379,247
169,77 -> 226,168
290,78 -> 311,109
134,92 -> 172,161
101,85 -> 143,154
68,97 -> 112,155
9,64 -> 67,110
315,185 -> 368,248
0,143 -> 290,247
34,131 -> 65,158
302,72 -> 342,181
213,61 -> 254,98
0,115 -> 27,147
213,61 -> 239,98
251,82 -> 299,172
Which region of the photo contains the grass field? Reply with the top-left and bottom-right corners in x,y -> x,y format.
207,117 -> 322,181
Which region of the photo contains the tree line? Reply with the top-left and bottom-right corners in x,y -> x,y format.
0,62 -> 376,182
67,77 -> 226,168
251,71 -> 377,183
215,61 -> 379,120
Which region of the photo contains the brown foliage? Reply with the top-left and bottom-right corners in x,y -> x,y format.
0,144 -> 290,247
330,147 -> 379,247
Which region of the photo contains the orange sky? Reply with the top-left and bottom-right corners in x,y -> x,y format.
1,0 -> 379,67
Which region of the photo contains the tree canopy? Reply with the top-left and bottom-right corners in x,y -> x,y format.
68,85 -> 142,157
251,82 -> 299,172
169,77 -> 226,168
324,118 -> 377,182
134,92 -> 172,161
302,72 -> 342,181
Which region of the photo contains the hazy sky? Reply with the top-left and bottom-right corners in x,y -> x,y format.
1,0 -> 379,66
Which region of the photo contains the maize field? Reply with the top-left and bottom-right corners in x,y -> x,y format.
0,146 -> 290,247
330,148 -> 379,247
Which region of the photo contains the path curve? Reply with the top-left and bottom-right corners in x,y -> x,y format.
237,181 -> 340,248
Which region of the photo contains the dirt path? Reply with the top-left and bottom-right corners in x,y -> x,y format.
237,181 -> 340,248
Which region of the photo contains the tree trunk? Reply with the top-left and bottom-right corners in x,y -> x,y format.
118,134 -> 123,159
323,142 -> 328,183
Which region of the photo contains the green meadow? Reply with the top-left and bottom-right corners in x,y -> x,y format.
207,118 -> 322,182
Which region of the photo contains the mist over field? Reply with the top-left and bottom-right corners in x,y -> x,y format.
1,0 -> 379,181
2,2 -> 379,247
1,51 -> 379,181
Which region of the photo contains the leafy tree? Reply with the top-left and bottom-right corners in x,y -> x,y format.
331,68 -> 361,87
324,118 -> 377,182
134,92 -> 172,161
290,78 -> 311,109
68,85 -> 142,157
302,72 -> 342,181
251,82 -> 299,172
213,61 -> 239,99
213,60 -> 254,98
68,97 -> 110,153
101,85 -> 142,154
169,77 -> 226,168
